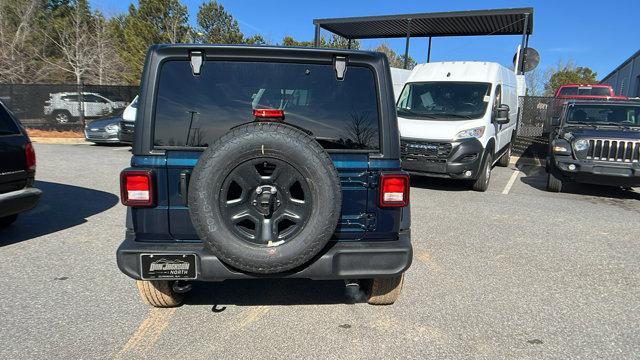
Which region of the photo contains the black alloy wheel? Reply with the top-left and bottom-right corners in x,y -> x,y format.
219,158 -> 311,247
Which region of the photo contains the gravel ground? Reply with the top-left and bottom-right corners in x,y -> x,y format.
1,144 -> 639,359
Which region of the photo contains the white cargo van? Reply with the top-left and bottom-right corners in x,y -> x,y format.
397,61 -> 520,191
390,67 -> 411,101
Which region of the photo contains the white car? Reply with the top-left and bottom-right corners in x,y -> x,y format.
122,95 -> 138,122
43,92 -> 127,124
397,61 -> 521,191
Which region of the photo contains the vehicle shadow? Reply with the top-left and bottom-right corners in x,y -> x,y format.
410,175 -> 470,191
0,181 -> 119,246
185,278 -> 367,306
517,164 -> 640,200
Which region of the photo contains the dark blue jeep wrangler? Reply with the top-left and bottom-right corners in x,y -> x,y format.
116,45 -> 412,307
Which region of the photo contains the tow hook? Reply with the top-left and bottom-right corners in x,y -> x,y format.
344,279 -> 361,294
172,280 -> 192,294
344,279 -> 363,302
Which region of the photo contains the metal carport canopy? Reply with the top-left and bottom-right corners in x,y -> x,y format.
313,7 -> 534,69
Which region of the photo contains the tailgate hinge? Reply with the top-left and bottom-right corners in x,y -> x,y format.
334,56 -> 347,80
365,171 -> 379,188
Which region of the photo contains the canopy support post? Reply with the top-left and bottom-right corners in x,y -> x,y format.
519,13 -> 530,74
314,23 -> 321,47
347,39 -> 352,49
404,18 -> 412,69
427,36 -> 432,63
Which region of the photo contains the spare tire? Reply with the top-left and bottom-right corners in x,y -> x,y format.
189,122 -> 342,274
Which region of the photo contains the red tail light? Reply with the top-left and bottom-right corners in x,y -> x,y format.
253,109 -> 285,120
379,174 -> 410,207
120,170 -> 155,207
25,142 -> 36,173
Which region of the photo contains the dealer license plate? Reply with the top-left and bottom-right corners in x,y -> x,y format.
140,254 -> 197,280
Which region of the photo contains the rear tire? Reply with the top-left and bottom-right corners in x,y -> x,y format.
136,280 -> 184,308
366,274 -> 405,305
497,142 -> 511,167
52,110 -> 72,124
472,152 -> 492,192
0,214 -> 18,229
546,172 -> 562,192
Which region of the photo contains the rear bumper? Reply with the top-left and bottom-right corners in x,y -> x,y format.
401,138 -> 484,179
0,187 -> 42,218
549,156 -> 640,186
117,231 -> 412,281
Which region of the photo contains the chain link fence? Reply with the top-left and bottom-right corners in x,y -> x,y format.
1,84 -> 556,160
0,83 -> 138,131
514,96 -> 563,158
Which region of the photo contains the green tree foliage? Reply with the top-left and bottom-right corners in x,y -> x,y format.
374,43 -> 416,69
117,0 -> 189,83
281,34 -> 360,49
195,1 -> 268,46
544,61 -> 598,95
326,34 -> 360,49
282,35 -> 317,47
196,1 -> 243,43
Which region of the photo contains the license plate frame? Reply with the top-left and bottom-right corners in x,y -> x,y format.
140,254 -> 197,280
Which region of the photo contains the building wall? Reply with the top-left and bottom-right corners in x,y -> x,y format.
600,50 -> 640,98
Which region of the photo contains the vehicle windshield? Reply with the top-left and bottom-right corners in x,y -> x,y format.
565,104 -> 640,127
396,81 -> 491,120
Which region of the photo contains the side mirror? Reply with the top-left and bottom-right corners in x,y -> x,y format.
550,116 -> 560,127
494,104 -> 510,124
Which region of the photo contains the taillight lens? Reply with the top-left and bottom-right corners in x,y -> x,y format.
253,108 -> 285,120
379,174 -> 410,207
120,170 -> 155,207
25,142 -> 36,173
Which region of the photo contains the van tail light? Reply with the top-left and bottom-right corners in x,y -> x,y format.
25,142 -> 36,173
253,109 -> 285,120
120,170 -> 155,207
379,174 -> 410,207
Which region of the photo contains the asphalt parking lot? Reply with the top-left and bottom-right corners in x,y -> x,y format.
1,143 -> 639,359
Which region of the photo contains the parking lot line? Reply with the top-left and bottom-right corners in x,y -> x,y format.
113,146 -> 131,151
501,169 -> 520,195
113,308 -> 176,359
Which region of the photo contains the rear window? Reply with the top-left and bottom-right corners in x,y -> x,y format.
559,86 -> 611,96
0,104 -> 20,135
559,87 -> 578,96
579,87 -> 611,96
153,60 -> 380,150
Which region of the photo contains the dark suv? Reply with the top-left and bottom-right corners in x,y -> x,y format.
116,45 -> 412,307
0,101 -> 41,229
546,100 -> 640,192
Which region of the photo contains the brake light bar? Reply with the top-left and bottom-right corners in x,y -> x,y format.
25,142 -> 36,173
120,170 -> 155,207
379,174 -> 410,207
253,109 -> 285,120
